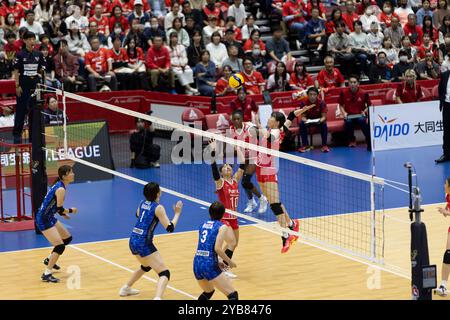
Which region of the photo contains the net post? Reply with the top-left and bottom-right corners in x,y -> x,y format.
370,176 -> 376,262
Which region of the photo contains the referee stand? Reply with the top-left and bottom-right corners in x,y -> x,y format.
406,163 -> 437,300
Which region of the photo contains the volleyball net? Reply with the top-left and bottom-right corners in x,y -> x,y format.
48,89 -> 386,265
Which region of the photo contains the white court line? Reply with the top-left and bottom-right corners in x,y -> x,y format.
69,244 -> 196,300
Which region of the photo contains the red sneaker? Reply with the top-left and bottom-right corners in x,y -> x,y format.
348,141 -> 357,148
281,235 -> 297,253
321,145 -> 330,153
291,219 -> 300,242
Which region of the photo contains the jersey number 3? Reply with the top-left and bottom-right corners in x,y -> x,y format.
200,230 -> 208,243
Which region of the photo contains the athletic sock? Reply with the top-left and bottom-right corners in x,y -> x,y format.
442,280 -> 447,288
288,219 -> 294,228
44,268 -> 52,275
281,232 -> 289,246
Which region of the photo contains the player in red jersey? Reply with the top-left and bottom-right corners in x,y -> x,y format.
436,178 -> 450,296
209,139 -> 244,278
229,109 -> 268,214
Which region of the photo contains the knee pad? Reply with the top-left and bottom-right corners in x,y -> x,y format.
198,290 -> 215,300
227,291 -> 239,300
158,270 -> 170,280
141,265 -> 152,272
444,250 -> 450,264
52,244 -> 65,255
63,236 -> 72,245
241,174 -> 254,190
270,203 -> 284,216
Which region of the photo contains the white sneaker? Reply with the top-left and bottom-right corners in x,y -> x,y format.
244,198 -> 257,213
258,195 -> 268,214
224,270 -> 238,279
151,161 -> 160,168
119,285 -> 140,297
435,285 -> 448,297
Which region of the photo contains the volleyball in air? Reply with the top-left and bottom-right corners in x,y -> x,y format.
229,73 -> 244,89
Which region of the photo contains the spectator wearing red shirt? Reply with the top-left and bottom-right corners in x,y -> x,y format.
282,0 -> 307,44
126,37 -> 150,90
289,60 -> 314,90
417,33 -> 439,60
215,65 -> 237,96
109,5 -> 129,33
338,76 -> 371,149
85,36 -> 118,91
1,1 -> 25,25
145,35 -> 175,92
243,29 -> 266,56
89,0 -> 111,16
297,87 -> 329,153
403,14 -> 423,47
110,0 -> 134,16
108,36 -> 131,89
230,87 -> 258,122
395,69 -> 423,103
378,1 -> 400,29
4,32 -> 21,61
317,55 -> 345,89
342,0 -> 360,32
306,0 -> 326,20
240,57 -> 265,95
356,0 -> 376,15
89,4 -> 111,36
325,8 -> 345,35
421,15 -> 439,43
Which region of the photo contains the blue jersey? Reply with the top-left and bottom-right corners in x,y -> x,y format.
129,200 -> 159,257
193,220 -> 224,281
35,181 -> 65,231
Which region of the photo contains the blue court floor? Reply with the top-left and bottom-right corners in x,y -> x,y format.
1,144 -> 449,253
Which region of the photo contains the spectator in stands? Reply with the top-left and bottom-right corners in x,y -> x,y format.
187,30 -> 204,69
317,55 -> 345,88
305,0 -> 326,20
215,64 -> 237,96
338,75 -> 371,150
0,51 -> 13,80
350,20 -> 371,77
54,39 -> 83,93
125,37 -> 150,90
240,57 -> 265,95
289,60 -> 314,90
48,12 -> 67,46
266,27 -> 291,64
202,15 -> 222,45
378,0 -> 399,29
356,0 -> 375,16
206,31 -> 229,71
34,0 -> 53,30
230,87 -> 258,122
400,35 -> 417,63
0,105 -> 15,128
85,36 -> 118,91
4,13 -> 20,38
53,0 -> 69,19
108,36 -> 131,90
267,61 -> 291,92
434,0 -> 450,29
4,32 -> 20,62
87,20 -> 108,47
144,17 -> 166,48
43,96 -> 66,125
128,0 -> 151,29
182,1 -> 203,28
379,36 -> 399,65
369,51 -> 393,83
422,16 -> 439,43
415,50 -> 440,79
417,33 -> 438,60
145,35 -> 175,93
202,0 -> 224,26
2,1 -> 25,26
109,5 -> 129,34
326,8 -> 345,35
342,0 -> 360,32
367,21 -> 384,58
89,4 -> 110,37
249,43 -> 268,77
167,17 -> 190,48
41,44 -> 60,89
439,16 -> 450,44
282,0 -> 307,47
227,0 -> 246,27
243,29 -> 266,57
149,0 -> 168,25
107,22 -> 126,49
64,20 -> 90,57
395,0 -> 414,26
224,16 -> 243,43
223,28 -> 244,56
403,14 -> 423,46
305,7 -> 326,56
327,22 -> 356,77
125,18 -> 147,50
298,87 -> 329,153
130,116 -> 161,169
165,2 -> 185,32
395,69 -> 423,103
65,5 -> 89,33
384,16 -> 405,48
185,16 -> 201,39
167,32 -> 198,95
241,14 -> 259,42
416,0 -> 434,26
392,49 -> 415,81
20,10 -> 45,40
222,45 -> 243,73
360,5 -> 380,32
194,50 -> 217,96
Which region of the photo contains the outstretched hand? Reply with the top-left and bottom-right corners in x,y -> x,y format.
174,200 -> 183,214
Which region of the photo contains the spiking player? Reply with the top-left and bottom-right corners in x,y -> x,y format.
119,182 -> 183,300
229,109 -> 268,214
436,178 -> 450,296
36,165 -> 78,283
193,201 -> 239,300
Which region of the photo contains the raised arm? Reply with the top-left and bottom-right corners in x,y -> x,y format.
209,139 -> 223,190
285,105 -> 315,128
155,201 -> 183,233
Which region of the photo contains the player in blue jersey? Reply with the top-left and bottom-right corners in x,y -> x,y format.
119,182 -> 183,300
36,165 -> 78,283
193,201 -> 239,300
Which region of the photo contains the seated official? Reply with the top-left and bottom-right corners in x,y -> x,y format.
395,69 -> 423,104
297,87 -> 329,153
130,116 -> 161,168
43,96 -> 68,125
338,75 -> 371,150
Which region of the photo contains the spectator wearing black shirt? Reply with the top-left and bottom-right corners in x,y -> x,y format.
41,44 -> 60,89
187,30 -> 204,69
223,28 -> 244,57
415,50 -> 440,80
43,96 -> 67,125
182,1 -> 203,29
0,51 -> 13,80
143,16 -> 166,48
392,49 -> 415,81
184,16 -> 201,39
369,51 -> 393,83
130,116 -> 161,168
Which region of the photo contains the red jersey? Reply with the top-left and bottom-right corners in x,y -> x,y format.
396,83 -> 423,103
240,70 -> 265,95
89,16 -> 110,35
126,47 -> 144,64
2,4 -> 25,25
109,15 -> 129,32
256,128 -> 284,176
108,47 -> 128,62
378,12 -> 400,28
306,2 -> 325,17
19,0 -> 33,10
417,43 -> 439,60
230,122 -> 256,160
216,179 -> 239,219
85,48 -> 109,73
110,0 -> 134,15
230,96 -> 258,122
446,193 -> 450,210
317,68 -> 345,89
203,5 -> 222,23
342,12 -> 360,32
282,0 -> 306,27
243,39 -> 266,53
289,72 -> 314,90
339,88 -> 371,115
90,0 -> 111,16
403,24 -> 423,46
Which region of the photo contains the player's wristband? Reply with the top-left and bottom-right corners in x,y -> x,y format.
68,208 -> 73,213
287,111 -> 296,121
211,162 -> 221,181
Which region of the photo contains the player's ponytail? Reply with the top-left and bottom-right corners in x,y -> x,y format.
271,111 -> 287,134
52,165 -> 73,186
